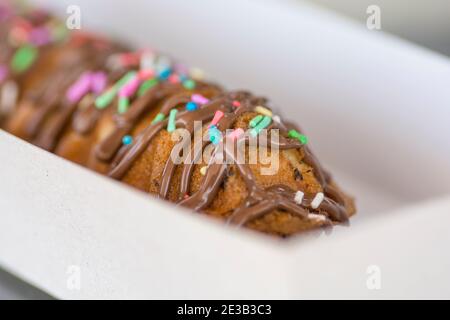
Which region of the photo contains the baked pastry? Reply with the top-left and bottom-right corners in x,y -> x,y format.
0,3 -> 355,237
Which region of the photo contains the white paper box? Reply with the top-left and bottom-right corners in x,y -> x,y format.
1,0 -> 450,299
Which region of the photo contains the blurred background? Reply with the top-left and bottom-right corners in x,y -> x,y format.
310,0 -> 450,56
1,0 -> 450,299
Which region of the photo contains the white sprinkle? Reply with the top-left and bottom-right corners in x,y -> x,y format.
307,213 -> 327,222
140,52 -> 156,70
294,191 -> 304,205
0,81 -> 18,116
190,67 -> 205,80
272,115 -> 281,124
310,192 -> 324,209
254,105 -> 273,117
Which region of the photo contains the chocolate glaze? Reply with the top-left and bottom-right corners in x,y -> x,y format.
106,89 -> 349,226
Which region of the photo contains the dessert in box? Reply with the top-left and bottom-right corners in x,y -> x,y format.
0,1 -> 355,237
1,0 -> 450,300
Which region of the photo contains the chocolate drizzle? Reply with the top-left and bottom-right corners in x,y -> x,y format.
106,89 -> 349,227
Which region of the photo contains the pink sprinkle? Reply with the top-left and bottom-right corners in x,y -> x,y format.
91,72 -> 107,94
29,27 -> 51,46
139,69 -> 154,80
0,65 -> 8,83
10,26 -> 28,44
174,63 -> 189,76
210,110 -> 224,128
66,72 -> 93,103
232,100 -> 241,108
191,94 -> 209,105
168,74 -> 180,84
119,76 -> 140,98
227,128 -> 244,141
120,53 -> 139,67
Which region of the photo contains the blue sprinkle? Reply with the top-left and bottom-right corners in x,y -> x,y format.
186,101 -> 198,111
209,126 -> 222,145
179,74 -> 188,82
122,135 -> 133,145
158,68 -> 172,80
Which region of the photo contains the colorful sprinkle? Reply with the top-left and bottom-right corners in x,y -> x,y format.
122,135 -> 133,145
119,52 -> 140,67
118,97 -> 130,114
29,27 -> 51,46
158,67 -> 172,80
50,23 -> 68,42
95,88 -> 116,109
168,74 -> 180,84
254,106 -> 273,117
183,79 -> 196,90
151,112 -> 165,124
250,115 -> 272,137
140,51 -> 156,70
227,128 -> 244,141
311,192 -> 324,209
174,63 -> 189,77
189,67 -> 205,80
95,71 -> 136,109
191,94 -> 209,105
186,101 -> 198,111
138,78 -> 158,97
179,74 -> 188,82
210,110 -> 224,128
209,125 -> 222,145
167,109 -> 178,132
288,129 -> 308,145
119,75 -> 140,98
249,115 -> 263,128
91,72 -> 107,94
11,45 -> 38,73
66,72 -> 93,103
200,166 -> 207,176
138,69 -> 155,80
294,191 -> 304,205
232,100 -> 241,108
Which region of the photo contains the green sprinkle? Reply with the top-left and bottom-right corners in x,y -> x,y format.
118,97 -> 130,114
167,109 -> 178,132
183,79 -> 196,90
52,24 -> 68,42
95,88 -> 116,109
249,115 -> 263,128
95,71 -> 137,109
11,46 -> 38,73
117,71 -> 138,88
250,116 -> 272,137
288,129 -> 308,145
151,113 -> 165,124
138,78 -> 158,97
